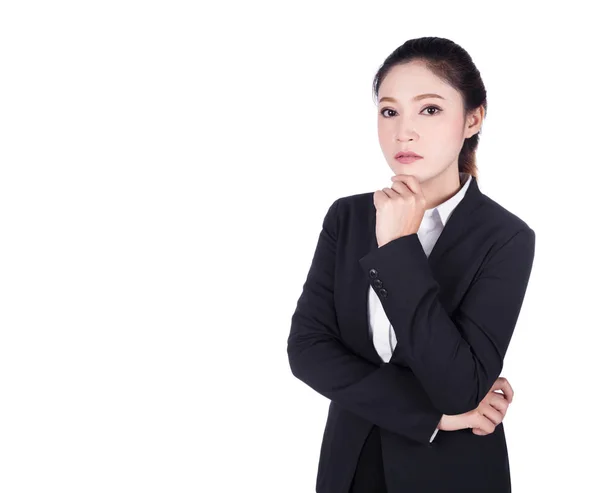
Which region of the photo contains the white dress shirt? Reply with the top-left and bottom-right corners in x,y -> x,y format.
367,172 -> 472,443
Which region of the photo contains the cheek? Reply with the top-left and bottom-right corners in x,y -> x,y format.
377,122 -> 390,146
377,118 -> 397,137
431,118 -> 465,144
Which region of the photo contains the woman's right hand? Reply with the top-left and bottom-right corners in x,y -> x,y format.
438,377 -> 514,435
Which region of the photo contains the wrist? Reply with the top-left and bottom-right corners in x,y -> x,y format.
439,413 -> 462,432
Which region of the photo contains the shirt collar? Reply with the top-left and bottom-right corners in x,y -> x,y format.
424,172 -> 472,227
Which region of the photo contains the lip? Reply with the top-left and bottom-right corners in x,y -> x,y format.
395,156 -> 422,164
395,151 -> 423,165
394,151 -> 423,159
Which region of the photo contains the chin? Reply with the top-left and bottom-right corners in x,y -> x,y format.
390,164 -> 423,180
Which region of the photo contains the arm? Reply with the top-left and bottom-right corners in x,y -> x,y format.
287,198 -> 443,445
358,228 -> 535,416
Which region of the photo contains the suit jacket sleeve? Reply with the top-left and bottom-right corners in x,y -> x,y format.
358,225 -> 536,416
287,198 -> 443,445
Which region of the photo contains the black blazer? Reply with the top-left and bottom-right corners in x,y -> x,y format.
287,176 -> 536,493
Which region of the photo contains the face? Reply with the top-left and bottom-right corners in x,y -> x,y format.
377,60 -> 481,185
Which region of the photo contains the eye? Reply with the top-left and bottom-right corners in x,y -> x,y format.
422,105 -> 442,116
379,105 -> 443,118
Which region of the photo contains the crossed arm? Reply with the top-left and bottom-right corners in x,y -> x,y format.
287,198 -> 535,444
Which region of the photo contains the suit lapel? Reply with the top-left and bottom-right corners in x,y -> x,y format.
426,176 -> 485,276
356,175 -> 486,361
367,175 -> 484,263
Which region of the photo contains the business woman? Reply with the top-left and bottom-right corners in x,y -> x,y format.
287,37 -> 536,493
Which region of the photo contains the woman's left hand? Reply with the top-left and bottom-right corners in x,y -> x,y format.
374,174 -> 427,248
471,377 -> 514,436
437,377 -> 514,436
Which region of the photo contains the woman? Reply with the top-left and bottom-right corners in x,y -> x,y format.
287,37 -> 535,493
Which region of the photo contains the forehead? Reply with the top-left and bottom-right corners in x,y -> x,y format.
378,61 -> 459,103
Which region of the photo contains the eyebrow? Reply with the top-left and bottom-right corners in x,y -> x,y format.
378,93 -> 446,104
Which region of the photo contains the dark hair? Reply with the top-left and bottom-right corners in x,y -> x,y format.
372,37 -> 487,179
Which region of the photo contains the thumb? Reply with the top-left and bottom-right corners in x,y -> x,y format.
490,378 -> 512,403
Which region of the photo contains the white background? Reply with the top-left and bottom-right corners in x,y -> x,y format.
1,1 -> 598,492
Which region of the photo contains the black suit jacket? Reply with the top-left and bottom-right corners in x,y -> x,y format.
287,176 -> 536,493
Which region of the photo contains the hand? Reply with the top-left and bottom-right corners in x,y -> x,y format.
373,174 -> 427,247
467,376 -> 514,435
437,377 -> 514,436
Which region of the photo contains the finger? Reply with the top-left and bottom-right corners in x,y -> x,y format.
488,394 -> 509,415
474,414 -> 496,434
491,377 -> 513,403
374,189 -> 385,202
503,380 -> 514,403
490,377 -> 506,392
389,180 -> 411,197
472,427 -> 488,436
496,379 -> 513,403
391,174 -> 418,191
391,174 -> 424,201
480,405 -> 504,426
391,174 -> 413,182
373,190 -> 387,208
381,187 -> 396,199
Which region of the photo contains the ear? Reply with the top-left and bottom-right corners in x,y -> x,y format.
465,106 -> 485,138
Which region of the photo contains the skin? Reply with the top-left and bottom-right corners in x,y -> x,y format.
376,59 -> 484,214
374,60 -> 510,435
441,377 -> 514,435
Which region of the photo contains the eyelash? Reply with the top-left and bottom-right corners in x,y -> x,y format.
379,106 -> 442,118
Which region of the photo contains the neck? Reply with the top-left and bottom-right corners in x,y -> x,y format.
421,163 -> 463,210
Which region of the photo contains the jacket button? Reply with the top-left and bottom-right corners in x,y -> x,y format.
373,279 -> 383,289
379,288 -> 388,298
369,268 -> 378,279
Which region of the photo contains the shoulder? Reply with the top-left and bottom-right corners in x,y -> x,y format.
471,189 -> 536,261
326,185 -> 535,244
325,191 -> 374,224
477,190 -> 534,235
329,191 -> 374,212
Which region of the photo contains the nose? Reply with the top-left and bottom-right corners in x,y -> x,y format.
394,116 -> 417,142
